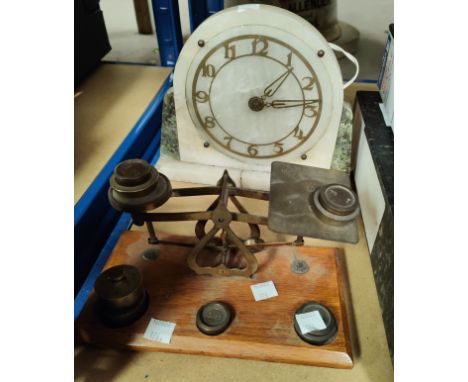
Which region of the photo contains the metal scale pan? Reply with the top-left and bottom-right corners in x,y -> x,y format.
268,161 -> 359,243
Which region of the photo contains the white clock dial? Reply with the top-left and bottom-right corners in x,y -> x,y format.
188,33 -> 323,159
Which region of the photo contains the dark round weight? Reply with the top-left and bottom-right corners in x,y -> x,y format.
108,159 -> 172,212
196,302 -> 232,336
95,292 -> 149,328
114,159 -> 153,186
94,265 -> 149,327
319,184 -> 358,216
309,183 -> 360,225
293,301 -> 338,346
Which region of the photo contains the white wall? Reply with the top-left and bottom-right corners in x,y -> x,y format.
338,0 -> 394,80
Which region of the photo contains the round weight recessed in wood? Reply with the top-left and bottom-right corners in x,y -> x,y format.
196,302 -> 232,336
293,301 -> 338,346
94,265 -> 149,328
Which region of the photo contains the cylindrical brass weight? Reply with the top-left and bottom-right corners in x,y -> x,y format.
108,159 -> 172,212
94,265 -> 149,327
293,301 -> 338,345
309,183 -> 360,225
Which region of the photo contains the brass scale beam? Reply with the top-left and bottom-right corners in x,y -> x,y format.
131,171 -> 304,277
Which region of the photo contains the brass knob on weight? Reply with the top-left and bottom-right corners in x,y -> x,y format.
196,301 -> 232,336
114,159 -> 153,186
108,159 -> 172,212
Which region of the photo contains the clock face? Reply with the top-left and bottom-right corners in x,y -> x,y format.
187,34 -> 322,160
179,5 -> 343,165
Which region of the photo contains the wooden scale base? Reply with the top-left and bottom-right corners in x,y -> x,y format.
76,231 -> 353,369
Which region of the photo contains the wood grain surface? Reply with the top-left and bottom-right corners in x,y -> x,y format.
76,231 -> 353,368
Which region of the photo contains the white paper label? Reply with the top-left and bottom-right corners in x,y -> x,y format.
295,310 -> 327,335
250,281 -> 278,301
143,318 -> 176,344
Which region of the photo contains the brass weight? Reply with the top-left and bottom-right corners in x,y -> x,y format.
94,265 -> 149,327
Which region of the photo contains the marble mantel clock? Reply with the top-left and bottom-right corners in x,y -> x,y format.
168,4 -> 355,187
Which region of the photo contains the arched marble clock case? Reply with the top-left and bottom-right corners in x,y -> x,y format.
173,4 -> 346,174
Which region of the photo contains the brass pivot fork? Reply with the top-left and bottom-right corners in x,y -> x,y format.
189,171 -> 263,276
132,171 -> 271,277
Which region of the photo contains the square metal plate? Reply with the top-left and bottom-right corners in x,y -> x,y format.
268,162 -> 358,243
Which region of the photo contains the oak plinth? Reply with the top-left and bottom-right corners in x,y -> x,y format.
76,230 -> 353,369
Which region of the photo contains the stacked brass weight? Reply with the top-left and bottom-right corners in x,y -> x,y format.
310,183 -> 360,226
108,159 -> 172,212
96,159 -> 171,326
94,265 -> 149,327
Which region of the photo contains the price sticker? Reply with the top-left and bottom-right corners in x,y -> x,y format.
295,310 -> 327,335
250,281 -> 278,301
143,318 -> 176,344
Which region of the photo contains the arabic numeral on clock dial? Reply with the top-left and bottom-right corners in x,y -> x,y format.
203,116 -> 216,128
273,142 -> 284,154
224,43 -> 236,59
252,37 -> 268,56
224,136 -> 233,148
304,104 -> 319,118
247,144 -> 259,157
302,76 -> 316,91
202,63 -> 216,77
293,126 -> 304,140
196,90 -> 209,103
286,52 -> 292,67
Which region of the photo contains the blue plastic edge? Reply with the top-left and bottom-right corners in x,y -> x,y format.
357,79 -> 378,84
74,72 -> 172,301
188,0 -> 224,32
74,212 -> 132,320
74,146 -> 162,320
207,0 -> 224,15
101,60 -> 161,67
74,74 -> 171,225
188,0 -> 208,33
152,0 -> 183,67
188,0 -> 223,33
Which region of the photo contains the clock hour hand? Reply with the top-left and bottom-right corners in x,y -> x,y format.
263,67 -> 293,97
267,99 -> 320,109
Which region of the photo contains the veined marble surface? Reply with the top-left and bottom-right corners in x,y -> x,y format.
160,87 -> 353,173
160,88 -> 179,160
331,101 -> 353,173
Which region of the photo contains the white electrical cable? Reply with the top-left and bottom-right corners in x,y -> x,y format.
329,42 -> 360,89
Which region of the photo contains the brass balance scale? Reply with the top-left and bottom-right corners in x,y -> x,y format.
76,158 -> 359,368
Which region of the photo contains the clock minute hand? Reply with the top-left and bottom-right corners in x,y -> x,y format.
268,99 -> 320,109
263,67 -> 293,97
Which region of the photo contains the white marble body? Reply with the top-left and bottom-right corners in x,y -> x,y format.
354,116 -> 386,252
169,4 -> 345,187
